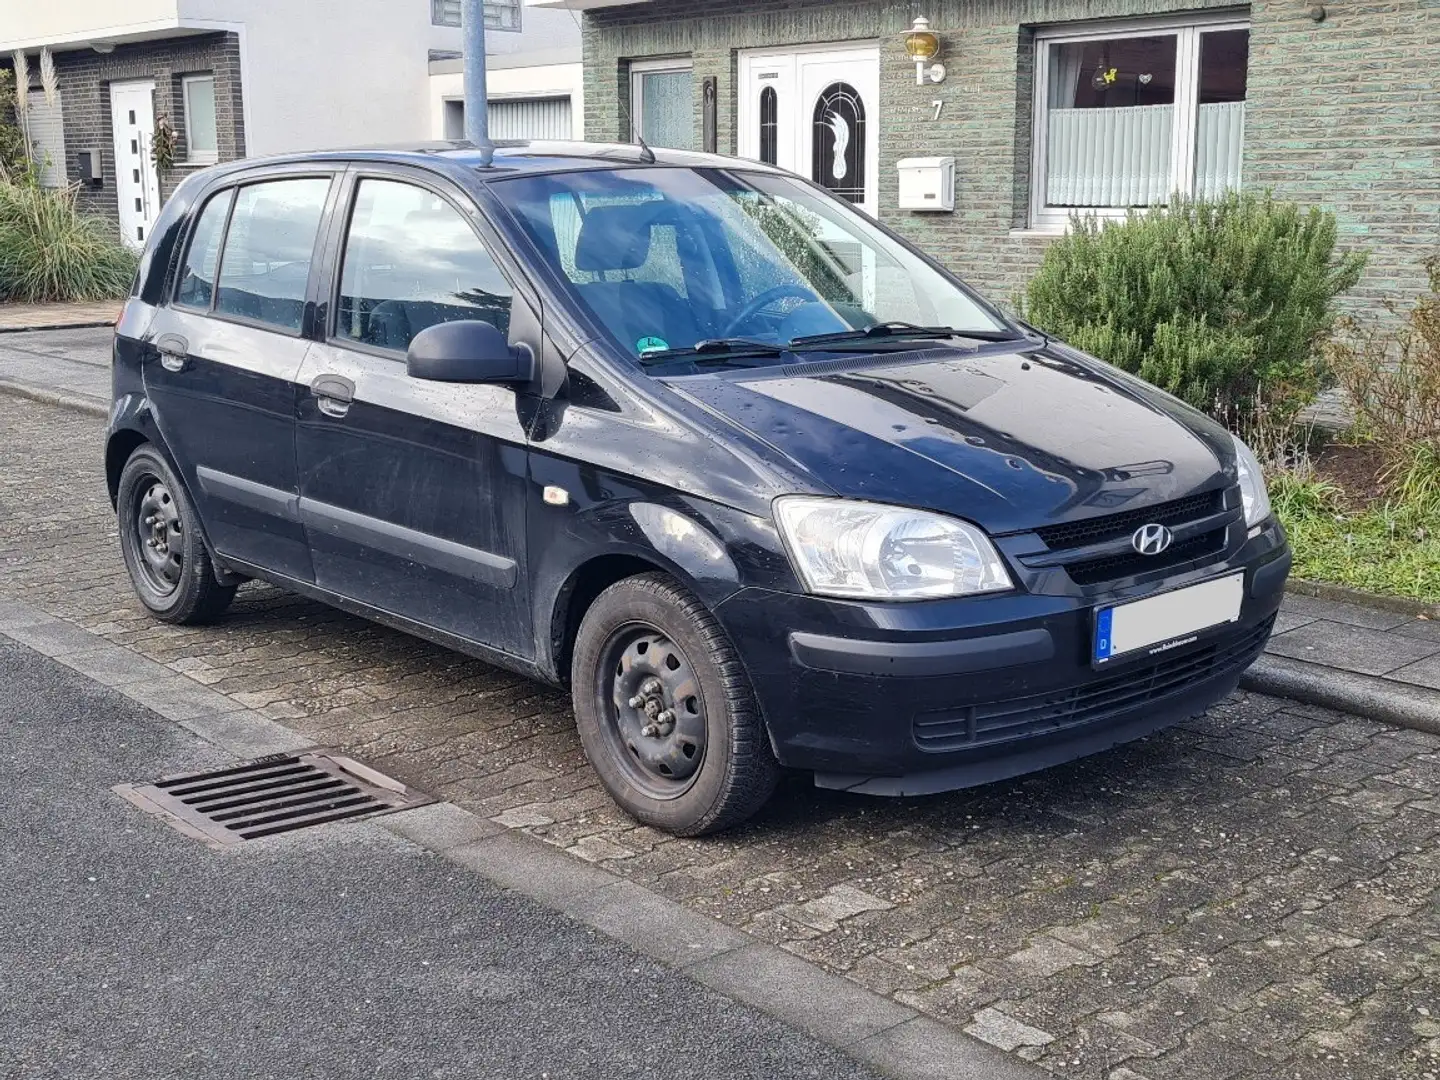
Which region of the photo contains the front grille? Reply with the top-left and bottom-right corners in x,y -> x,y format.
912,615 -> 1274,753
1034,490 -> 1224,552
1064,529 -> 1228,586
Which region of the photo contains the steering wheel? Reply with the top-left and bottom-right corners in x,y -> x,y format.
720,284 -> 821,338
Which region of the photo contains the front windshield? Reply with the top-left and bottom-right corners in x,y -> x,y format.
492,167 -> 1011,367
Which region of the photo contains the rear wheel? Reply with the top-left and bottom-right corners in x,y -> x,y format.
571,573 -> 779,836
117,445 -> 236,624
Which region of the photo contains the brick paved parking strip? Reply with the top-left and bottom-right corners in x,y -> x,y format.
3,398 -> 1438,1080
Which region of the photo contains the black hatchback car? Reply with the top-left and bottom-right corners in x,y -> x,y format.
108,142 -> 1290,835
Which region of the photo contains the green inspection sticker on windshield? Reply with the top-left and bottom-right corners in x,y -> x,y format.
636,336 -> 669,355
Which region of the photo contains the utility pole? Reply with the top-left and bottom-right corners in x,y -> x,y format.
462,0 -> 495,166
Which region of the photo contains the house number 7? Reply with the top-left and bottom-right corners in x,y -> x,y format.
932,100 -> 944,121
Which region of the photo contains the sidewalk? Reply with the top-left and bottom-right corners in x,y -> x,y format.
0,324 -> 111,414
0,299 -> 117,333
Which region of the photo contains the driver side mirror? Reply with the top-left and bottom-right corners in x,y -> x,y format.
406,320 -> 534,384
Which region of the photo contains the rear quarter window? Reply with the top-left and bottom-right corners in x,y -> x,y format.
174,189 -> 234,310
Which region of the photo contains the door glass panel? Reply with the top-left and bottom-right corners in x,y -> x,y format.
811,82 -> 866,204
1194,29 -> 1248,199
176,189 -> 232,310
637,70 -> 694,150
758,85 -> 779,165
336,179 -> 514,352
1044,34 -> 1177,207
215,178 -> 330,332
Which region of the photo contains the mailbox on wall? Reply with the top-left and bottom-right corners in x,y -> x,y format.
897,156 -> 955,212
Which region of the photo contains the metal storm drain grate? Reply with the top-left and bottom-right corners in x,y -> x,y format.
115,751 -> 431,846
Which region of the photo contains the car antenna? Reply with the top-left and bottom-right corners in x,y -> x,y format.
562,6 -> 654,163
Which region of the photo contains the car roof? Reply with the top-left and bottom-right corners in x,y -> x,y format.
201,140 -> 790,182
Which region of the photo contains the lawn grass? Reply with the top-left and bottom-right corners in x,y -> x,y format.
1271,471 -> 1440,602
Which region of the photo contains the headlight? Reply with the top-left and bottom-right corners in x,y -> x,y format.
774,497 -> 1013,600
1232,435 -> 1272,527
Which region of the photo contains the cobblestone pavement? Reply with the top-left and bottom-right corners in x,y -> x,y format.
5,399 -> 1439,1080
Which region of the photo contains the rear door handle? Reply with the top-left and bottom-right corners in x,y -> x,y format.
310,373 -> 355,419
156,333 -> 189,372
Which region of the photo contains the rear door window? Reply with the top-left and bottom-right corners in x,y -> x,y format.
175,189 -> 233,310
335,178 -> 514,352
214,178 -> 331,332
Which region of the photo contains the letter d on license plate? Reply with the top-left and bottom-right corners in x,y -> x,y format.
1093,571 -> 1245,665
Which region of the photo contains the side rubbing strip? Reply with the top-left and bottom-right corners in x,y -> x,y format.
297,497 -> 518,590
196,466 -> 300,521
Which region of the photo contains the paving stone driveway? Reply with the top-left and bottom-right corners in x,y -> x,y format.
4,398 -> 1439,1080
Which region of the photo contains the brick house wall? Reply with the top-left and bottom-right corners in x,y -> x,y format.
582,0 -> 1438,317
49,33 -> 245,230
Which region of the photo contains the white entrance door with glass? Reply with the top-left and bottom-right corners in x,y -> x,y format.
1030,14 -> 1249,229
110,80 -> 162,248
738,47 -> 880,219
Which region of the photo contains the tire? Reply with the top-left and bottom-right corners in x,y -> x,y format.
571,573 -> 780,836
116,445 -> 237,625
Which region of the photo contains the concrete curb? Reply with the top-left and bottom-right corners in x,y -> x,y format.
0,595 -> 1044,1080
0,377 -> 108,418
0,319 -> 115,334
1241,653 -> 1440,736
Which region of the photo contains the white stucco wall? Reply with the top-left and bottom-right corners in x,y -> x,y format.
429,56 -> 585,140
177,0 -> 463,156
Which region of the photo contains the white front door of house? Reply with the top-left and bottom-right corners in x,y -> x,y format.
110,80 -> 161,248
738,46 -> 880,217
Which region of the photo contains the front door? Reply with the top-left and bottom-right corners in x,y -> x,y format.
110,80 -> 162,248
739,46 -> 880,217
295,172 -> 533,657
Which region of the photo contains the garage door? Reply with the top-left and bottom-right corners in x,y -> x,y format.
488,96 -> 572,141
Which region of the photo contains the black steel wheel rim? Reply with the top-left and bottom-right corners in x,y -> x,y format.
131,475 -> 183,597
594,622 -> 708,800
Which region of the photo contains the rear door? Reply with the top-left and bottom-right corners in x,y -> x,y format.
143,170 -> 337,581
294,167 -> 534,657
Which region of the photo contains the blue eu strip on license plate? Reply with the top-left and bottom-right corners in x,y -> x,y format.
1094,607 -> 1115,662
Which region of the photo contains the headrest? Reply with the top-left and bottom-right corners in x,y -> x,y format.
574,201 -> 668,272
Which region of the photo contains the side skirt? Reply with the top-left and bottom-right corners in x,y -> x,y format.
214,554 -> 553,687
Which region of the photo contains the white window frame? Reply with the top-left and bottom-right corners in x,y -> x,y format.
629,58 -> 694,148
181,74 -> 218,165
432,0 -> 520,32
1029,11 -> 1248,231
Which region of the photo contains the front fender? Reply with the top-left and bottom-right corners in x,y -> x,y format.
529,492 -> 799,681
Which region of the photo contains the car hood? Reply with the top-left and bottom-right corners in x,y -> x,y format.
667,345 -> 1235,535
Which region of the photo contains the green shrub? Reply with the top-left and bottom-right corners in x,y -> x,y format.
1021,192 -> 1365,431
0,180 -> 137,302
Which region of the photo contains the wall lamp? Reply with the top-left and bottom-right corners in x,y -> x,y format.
903,16 -> 946,85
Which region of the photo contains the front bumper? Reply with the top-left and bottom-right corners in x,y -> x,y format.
713,525 -> 1290,795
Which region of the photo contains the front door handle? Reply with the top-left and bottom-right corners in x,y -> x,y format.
310,374 -> 355,419
156,333 -> 189,373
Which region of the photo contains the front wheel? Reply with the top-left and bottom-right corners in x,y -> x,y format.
116,445 -> 237,625
571,573 -> 780,836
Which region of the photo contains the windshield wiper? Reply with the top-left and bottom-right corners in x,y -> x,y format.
639,337 -> 787,363
787,321 -> 1027,350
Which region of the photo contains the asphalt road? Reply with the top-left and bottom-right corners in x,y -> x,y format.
0,639 -> 883,1080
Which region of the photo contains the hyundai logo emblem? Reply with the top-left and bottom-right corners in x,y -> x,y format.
1132,523 -> 1173,556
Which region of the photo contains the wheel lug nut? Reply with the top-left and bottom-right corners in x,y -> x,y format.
627,694 -> 645,708
656,709 -> 674,725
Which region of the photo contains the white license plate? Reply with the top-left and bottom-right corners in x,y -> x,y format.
1093,572 -> 1245,665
